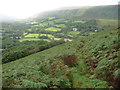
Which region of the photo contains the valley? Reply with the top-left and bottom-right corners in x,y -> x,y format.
2,5 -> 119,88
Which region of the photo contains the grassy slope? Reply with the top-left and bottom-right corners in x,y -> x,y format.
80,5 -> 118,20
97,19 -> 118,28
3,28 -> 119,88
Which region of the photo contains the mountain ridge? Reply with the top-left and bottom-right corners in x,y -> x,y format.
29,5 -> 118,21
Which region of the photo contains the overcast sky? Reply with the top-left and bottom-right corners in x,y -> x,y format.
0,0 -> 119,19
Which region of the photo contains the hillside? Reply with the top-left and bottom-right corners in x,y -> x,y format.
3,27 -> 119,88
2,5 -> 118,57
2,15 -> 118,64
32,5 -> 118,20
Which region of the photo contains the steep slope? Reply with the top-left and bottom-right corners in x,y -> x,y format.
32,5 -> 118,21
3,27 -> 119,88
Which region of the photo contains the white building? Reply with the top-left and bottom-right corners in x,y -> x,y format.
73,28 -> 78,31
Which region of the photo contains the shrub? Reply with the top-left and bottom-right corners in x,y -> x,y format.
22,79 -> 47,88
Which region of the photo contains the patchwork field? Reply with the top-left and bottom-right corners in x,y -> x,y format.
20,33 -> 55,41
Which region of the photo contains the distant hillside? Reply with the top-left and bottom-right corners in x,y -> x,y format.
32,5 -> 118,20
1,15 -> 19,22
3,27 -> 119,88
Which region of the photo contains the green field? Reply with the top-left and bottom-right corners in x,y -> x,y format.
19,38 -> 51,42
67,34 -> 74,37
67,31 -> 80,37
55,24 -> 66,28
26,22 -> 38,25
45,27 -> 61,31
89,32 -> 96,35
27,29 -> 32,31
24,34 -> 39,38
73,20 -> 86,23
48,17 -> 56,20
54,19 -> 65,23
39,23 -> 48,27
40,34 -> 55,38
21,33 -> 55,42
23,33 -> 28,36
38,21 -> 55,27
69,31 -> 80,35
31,25 -> 39,27
20,33 -> 55,42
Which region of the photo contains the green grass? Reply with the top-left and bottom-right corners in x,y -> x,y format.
55,24 -> 66,28
26,22 -> 38,25
40,34 -> 55,38
31,25 -> 39,27
23,33 -> 28,36
89,32 -> 96,35
97,19 -> 118,28
66,34 -> 74,37
19,38 -> 51,42
73,20 -> 86,23
66,31 -> 80,37
24,33 -> 54,38
21,34 -> 54,41
39,23 -> 48,27
27,29 -> 32,31
54,19 -> 65,23
69,31 -> 80,35
24,34 -> 39,38
45,27 -> 61,32
48,17 -> 56,20
38,21 -> 55,27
